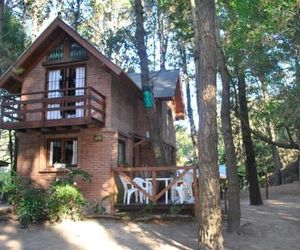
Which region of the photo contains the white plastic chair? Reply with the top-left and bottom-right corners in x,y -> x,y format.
119,175 -> 138,204
133,177 -> 152,203
171,170 -> 194,204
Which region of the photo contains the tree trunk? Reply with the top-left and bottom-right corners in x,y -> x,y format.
259,81 -> 282,186
266,123 -> 282,185
157,7 -> 168,71
194,0 -> 223,248
13,132 -> 18,172
0,0 -> 4,42
179,44 -> 198,160
8,130 -> 14,168
237,73 -> 263,205
216,27 -> 241,233
134,0 -> 166,165
190,0 -> 200,112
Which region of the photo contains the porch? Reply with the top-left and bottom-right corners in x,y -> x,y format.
0,86 -> 105,131
112,166 -> 199,216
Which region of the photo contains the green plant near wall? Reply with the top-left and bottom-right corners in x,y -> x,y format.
170,204 -> 182,215
17,188 -> 48,228
47,183 -> 87,222
143,202 -> 154,214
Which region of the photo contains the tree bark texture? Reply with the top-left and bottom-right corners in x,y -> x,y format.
157,6 -> 168,71
134,0 -> 166,165
0,0 -> 4,42
194,0 -> 224,248
216,27 -> 241,233
237,74 -> 263,205
190,0 -> 201,112
266,123 -> 282,185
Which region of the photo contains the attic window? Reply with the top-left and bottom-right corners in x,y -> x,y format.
70,42 -> 87,60
48,43 -> 64,61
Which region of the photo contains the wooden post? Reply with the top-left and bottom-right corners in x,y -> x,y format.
193,166 -> 200,218
87,87 -> 92,121
111,169 -> 116,215
152,170 -> 157,204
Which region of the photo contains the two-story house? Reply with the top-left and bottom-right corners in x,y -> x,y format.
0,18 -> 185,212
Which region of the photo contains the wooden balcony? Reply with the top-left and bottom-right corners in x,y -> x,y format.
0,87 -> 105,131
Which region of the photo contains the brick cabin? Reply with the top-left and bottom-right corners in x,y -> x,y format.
0,18 -> 185,213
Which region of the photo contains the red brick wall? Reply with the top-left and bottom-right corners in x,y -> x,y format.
17,128 -> 118,213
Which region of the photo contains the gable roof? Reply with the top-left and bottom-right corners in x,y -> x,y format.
0,17 -> 126,91
128,70 -> 180,98
0,17 -> 185,119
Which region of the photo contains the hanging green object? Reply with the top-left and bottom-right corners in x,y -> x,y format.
142,86 -> 154,108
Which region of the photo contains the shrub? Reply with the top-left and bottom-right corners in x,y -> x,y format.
170,204 -> 182,215
54,168 -> 92,186
47,183 -> 87,222
1,172 -> 31,206
17,187 -> 48,228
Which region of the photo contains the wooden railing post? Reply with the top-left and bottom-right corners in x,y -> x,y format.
193,166 -> 200,218
87,87 -> 92,121
111,169 -> 116,215
152,170 -> 157,204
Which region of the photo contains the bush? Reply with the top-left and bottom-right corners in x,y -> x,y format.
3,169 -> 91,227
1,172 -> 31,206
47,183 -> 87,222
17,188 -> 48,228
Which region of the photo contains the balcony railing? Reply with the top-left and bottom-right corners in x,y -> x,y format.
0,87 -> 105,130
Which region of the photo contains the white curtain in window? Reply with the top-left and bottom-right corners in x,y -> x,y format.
49,141 -> 54,166
71,140 -> 78,165
66,67 -> 85,119
76,67 -> 85,118
47,70 -> 62,120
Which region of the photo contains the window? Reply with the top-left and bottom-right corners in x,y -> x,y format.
70,41 -> 87,60
46,66 -> 85,119
118,140 -> 126,165
48,139 -> 78,168
47,43 -> 64,61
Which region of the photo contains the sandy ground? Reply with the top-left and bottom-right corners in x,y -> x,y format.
0,182 -> 299,250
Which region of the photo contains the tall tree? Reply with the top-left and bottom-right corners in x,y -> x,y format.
0,0 -> 4,42
194,0 -> 223,248
237,73 -> 263,205
134,0 -> 166,165
216,26 -> 241,232
179,44 -> 198,160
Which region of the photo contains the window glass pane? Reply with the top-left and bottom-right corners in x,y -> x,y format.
48,43 -> 64,61
70,42 -> 87,60
64,140 -> 77,166
52,141 -> 62,165
118,141 -> 125,165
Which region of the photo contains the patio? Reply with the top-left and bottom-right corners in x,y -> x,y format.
113,166 -> 199,216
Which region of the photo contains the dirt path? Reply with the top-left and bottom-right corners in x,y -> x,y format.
0,182 -> 299,250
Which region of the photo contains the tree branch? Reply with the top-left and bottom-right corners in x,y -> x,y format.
250,127 -> 299,150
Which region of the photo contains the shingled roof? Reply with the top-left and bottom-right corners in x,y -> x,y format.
128,70 -> 180,99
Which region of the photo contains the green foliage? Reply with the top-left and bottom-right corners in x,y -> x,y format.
1,172 -> 31,205
53,168 -> 92,186
2,171 -> 90,227
17,188 -> 48,228
170,204 -> 182,215
143,202 -> 154,214
0,7 -> 27,75
175,125 -> 196,165
47,183 -> 87,222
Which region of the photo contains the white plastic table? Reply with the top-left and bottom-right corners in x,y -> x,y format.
145,177 -> 173,204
